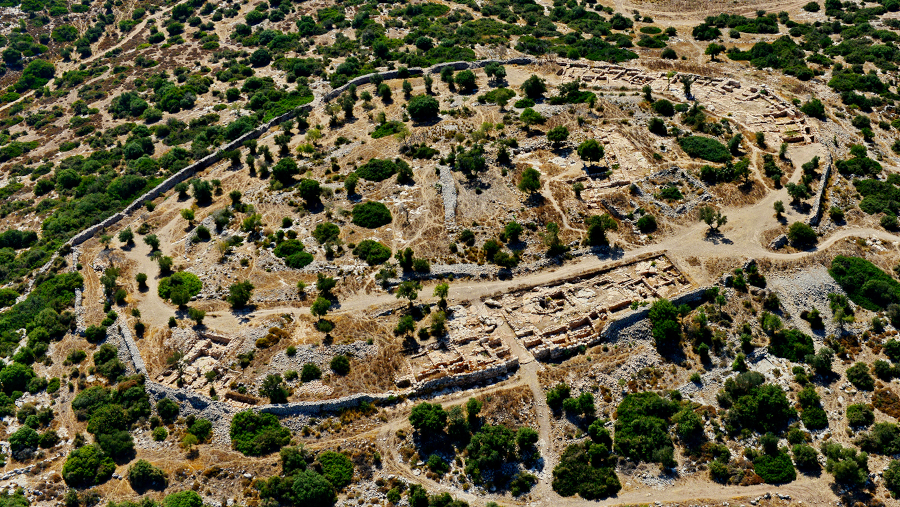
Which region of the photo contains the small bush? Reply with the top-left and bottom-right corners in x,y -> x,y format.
753,451 -> 796,483
357,159 -> 408,181
352,240 -> 391,265
370,121 -> 407,139
787,222 -> 817,246
636,214 -> 657,233
352,202 -> 392,228
301,363 -> 322,382
407,94 -> 439,121
128,459 -> 167,490
847,362 -> 875,391
847,404 -> 874,427
830,256 -> 900,311
551,441 -> 621,499
229,410 -> 291,456
678,136 -> 730,162
318,451 -> 354,489
330,355 -> 350,375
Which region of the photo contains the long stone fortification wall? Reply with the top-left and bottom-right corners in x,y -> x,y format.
63,57 -> 539,250
807,152 -> 833,227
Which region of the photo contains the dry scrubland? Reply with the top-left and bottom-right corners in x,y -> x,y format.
3,0 -> 900,506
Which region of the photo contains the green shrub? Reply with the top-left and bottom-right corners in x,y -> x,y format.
651,99 -> 675,116
648,117 -> 667,136
767,328 -> 814,362
509,472 -> 537,496
454,70 -> 477,92
648,298 -> 681,351
330,355 -> 350,375
409,402 -> 447,432
352,202 -> 392,228
846,362 -> 875,391
370,121 -> 406,139
318,451 -> 354,489
546,383 -> 571,410
352,240 -> 391,265
62,444 -> 115,486
292,470 -> 336,507
836,150 -> 882,176
800,98 -> 825,119
636,214 -> 657,233
514,98 -> 535,108
128,459 -> 167,490
407,94 -> 440,121
93,343 -> 125,382
0,363 -> 35,394
227,280 -> 255,308
792,444 -> 819,470
478,88 -> 515,106
272,159 -> 300,185
753,451 -> 796,483
464,425 -> 516,480
300,363 -> 322,382
9,425 -> 38,458
657,185 -> 683,201
157,398 -> 179,422
163,491 -> 203,507
829,256 -> 900,311
551,441 -> 621,499
152,426 -> 168,441
229,410 -> 291,456
312,223 -> 340,245
800,405 -> 827,430
858,422 -> 900,455
885,460 -> 900,498
427,454 -> 448,474
719,372 -> 796,434
15,60 -> 55,92
822,441 -> 868,485
847,404 -> 874,427
787,222 -> 817,246
614,392 -> 678,466
272,239 -> 314,269
157,272 -> 202,305
357,159 -> 407,181
678,136 -> 730,162
189,418 -> 212,442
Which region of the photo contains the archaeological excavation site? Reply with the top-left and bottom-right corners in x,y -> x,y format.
6,0 -> 900,505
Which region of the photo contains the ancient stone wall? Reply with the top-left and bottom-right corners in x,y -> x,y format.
410,357 -> 519,394
807,152 -> 833,227
62,58 -> 537,252
321,57 -> 537,103
66,103 -> 315,248
598,285 -> 708,343
117,317 -> 147,375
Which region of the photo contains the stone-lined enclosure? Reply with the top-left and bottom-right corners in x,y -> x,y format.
98,251 -> 706,429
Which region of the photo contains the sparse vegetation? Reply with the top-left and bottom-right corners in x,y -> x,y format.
5,1 -> 900,503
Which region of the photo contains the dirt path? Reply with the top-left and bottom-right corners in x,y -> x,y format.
327,219 -> 895,317
592,475 -> 833,507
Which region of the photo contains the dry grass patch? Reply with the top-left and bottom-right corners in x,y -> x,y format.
479,385 -> 536,427
874,387 -> 900,419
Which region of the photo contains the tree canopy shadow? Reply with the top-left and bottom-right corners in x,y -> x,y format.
703,229 -> 733,245
524,193 -> 544,207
